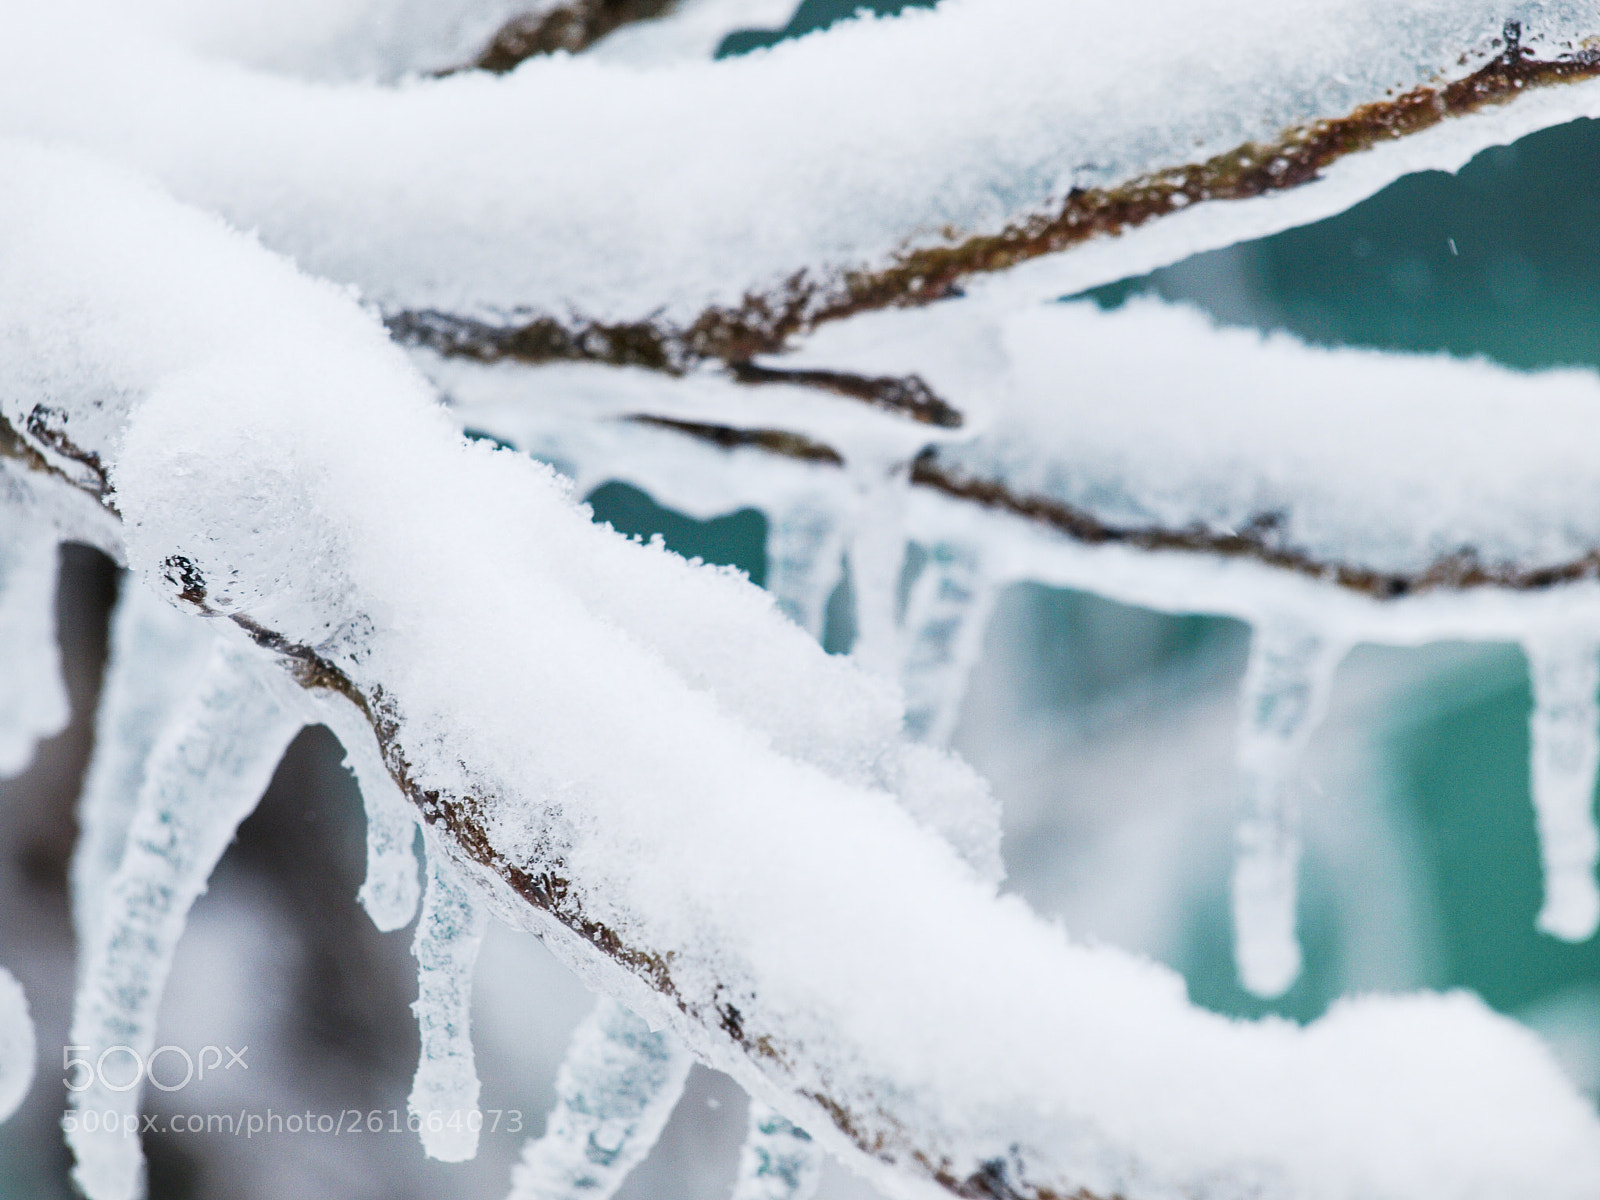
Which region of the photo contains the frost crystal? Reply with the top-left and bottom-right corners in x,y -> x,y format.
410,842 -> 490,1162
67,641 -> 303,1200
0,521 -> 67,778
1525,635 -> 1600,942
1233,621 -> 1345,998
731,1102 -> 822,1200
507,997 -> 691,1200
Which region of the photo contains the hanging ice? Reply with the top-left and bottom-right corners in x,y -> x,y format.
70,579 -> 214,954
0,521 -> 67,779
320,699 -> 420,932
1233,620 -> 1344,998
410,841 -> 490,1162
0,967 -> 35,1123
845,458 -> 910,678
764,495 -> 847,642
66,640 -> 304,1200
731,1101 -> 822,1200
506,996 -> 692,1200
899,542 -> 997,746
1525,635 -> 1600,942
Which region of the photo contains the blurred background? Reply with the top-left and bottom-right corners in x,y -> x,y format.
3,3 -> 1600,1196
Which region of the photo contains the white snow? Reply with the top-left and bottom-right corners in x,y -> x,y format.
506,997 -> 692,1200
411,840 -> 491,1162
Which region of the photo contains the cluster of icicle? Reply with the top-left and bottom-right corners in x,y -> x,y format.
0,510 -> 824,1200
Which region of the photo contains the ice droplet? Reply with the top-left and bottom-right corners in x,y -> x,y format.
506,996 -> 691,1200
900,541 -> 997,746
0,523 -> 67,779
765,495 -> 847,641
410,841 -> 490,1162
1525,635 -> 1600,942
731,1101 -> 822,1200
67,642 -> 303,1200
1233,620 -> 1343,998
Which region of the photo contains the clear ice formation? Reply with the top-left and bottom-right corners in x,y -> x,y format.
765,495 -> 847,641
410,841 -> 490,1162
0,967 -> 35,1123
845,459 -> 909,677
506,997 -> 692,1200
899,541 -> 996,746
731,1102 -> 823,1200
0,521 -> 68,779
1525,635 -> 1600,942
321,698 -> 420,932
1233,621 -> 1344,999
71,579 -> 214,955
67,640 -> 304,1200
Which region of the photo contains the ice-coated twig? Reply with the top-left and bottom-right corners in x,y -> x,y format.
66,641 -> 304,1200
765,494 -> 847,641
731,1101 -> 822,1200
410,840 -> 491,1162
1233,620 -> 1345,998
0,520 -> 67,779
70,579 -> 214,955
900,541 -> 997,746
1525,634 -> 1600,941
0,967 -> 35,1123
506,995 -> 692,1200
320,697 -> 421,932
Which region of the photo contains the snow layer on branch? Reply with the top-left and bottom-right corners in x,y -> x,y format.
588,0 -> 798,65
7,144 -> 1600,1199
6,0 -> 1600,324
926,299 -> 1600,580
0,519 -> 67,778
109,0 -> 532,81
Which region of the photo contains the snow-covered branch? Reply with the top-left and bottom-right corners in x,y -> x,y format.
6,139 -> 1599,1200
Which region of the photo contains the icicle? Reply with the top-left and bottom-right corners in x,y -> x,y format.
67,642 -> 304,1200
506,996 -> 692,1200
1524,635 -> 1600,942
845,458 -> 910,678
764,495 -> 846,641
1233,621 -> 1344,999
410,842 -> 490,1162
70,579 -> 214,955
899,541 -> 998,746
0,967 -> 35,1122
320,699 -> 420,932
730,1102 -> 822,1200
0,523 -> 67,779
